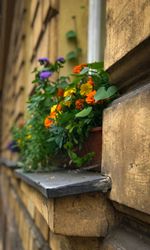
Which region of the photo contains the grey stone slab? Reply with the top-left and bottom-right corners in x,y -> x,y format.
0,158 -> 18,169
15,169 -> 111,198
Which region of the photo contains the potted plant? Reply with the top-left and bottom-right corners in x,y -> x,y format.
12,58 -> 118,172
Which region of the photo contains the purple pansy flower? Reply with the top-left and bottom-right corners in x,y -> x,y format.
38,57 -> 50,65
7,141 -> 20,153
56,57 -> 65,63
39,71 -> 53,80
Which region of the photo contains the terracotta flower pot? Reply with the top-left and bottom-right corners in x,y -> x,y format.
53,127 -> 102,171
78,126 -> 102,170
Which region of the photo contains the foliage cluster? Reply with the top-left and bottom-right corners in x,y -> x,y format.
12,57 -> 118,171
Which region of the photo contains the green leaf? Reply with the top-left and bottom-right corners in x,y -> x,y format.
49,86 -> 56,94
32,79 -> 37,83
106,86 -> 118,98
38,66 -> 53,73
94,85 -> 118,101
79,67 -> 89,75
31,67 -> 38,73
59,112 -> 75,124
66,51 -> 77,61
72,76 -> 83,84
94,86 -> 108,101
47,137 -> 55,142
57,82 -> 68,89
64,96 -> 71,101
75,107 -> 92,118
66,30 -> 77,40
76,47 -> 82,54
44,98 -> 53,107
88,62 -> 104,70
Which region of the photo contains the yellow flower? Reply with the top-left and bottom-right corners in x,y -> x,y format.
26,134 -> 32,139
51,104 -> 57,113
17,139 -> 21,144
63,100 -> 71,107
64,88 -> 76,97
80,83 -> 93,96
50,104 -> 62,116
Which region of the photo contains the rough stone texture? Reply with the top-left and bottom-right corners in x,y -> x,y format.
102,84 -> 150,215
53,193 -> 116,237
0,195 -> 23,250
105,0 -> 150,69
0,167 -> 51,250
20,180 -> 115,237
0,198 -> 3,250
106,37 -> 150,93
20,181 -> 53,227
101,224 -> 150,250
50,232 -> 103,250
1,166 -> 150,249
113,202 -> 150,225
34,208 -> 49,241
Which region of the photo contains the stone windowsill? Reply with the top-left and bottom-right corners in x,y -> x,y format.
0,157 -> 111,198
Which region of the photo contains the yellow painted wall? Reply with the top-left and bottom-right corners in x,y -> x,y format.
58,0 -> 88,75
1,0 -> 89,159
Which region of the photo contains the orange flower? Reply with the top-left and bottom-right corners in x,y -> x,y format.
57,88 -> 64,97
44,116 -> 53,128
86,90 -> 96,104
50,111 -> 57,118
81,63 -> 87,67
44,111 -> 56,128
73,64 -> 87,74
18,119 -> 25,128
73,65 -> 81,74
75,99 -> 84,110
87,77 -> 94,86
56,103 -> 62,112
51,104 -> 62,113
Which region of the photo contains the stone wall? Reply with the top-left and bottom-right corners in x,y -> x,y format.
0,165 -> 150,250
0,0 -> 150,249
105,0 -> 150,69
105,0 -> 150,92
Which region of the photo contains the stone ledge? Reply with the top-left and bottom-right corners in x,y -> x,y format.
0,166 -> 115,237
107,37 -> 150,92
0,157 -> 18,169
15,169 -> 111,198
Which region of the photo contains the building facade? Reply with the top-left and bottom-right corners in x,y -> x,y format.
0,0 -> 150,249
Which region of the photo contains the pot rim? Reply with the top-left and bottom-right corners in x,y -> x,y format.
90,126 -> 102,132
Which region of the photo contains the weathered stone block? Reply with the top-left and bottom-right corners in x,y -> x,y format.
34,208 -> 49,241
105,0 -> 150,69
101,225 -> 150,250
19,175 -> 115,237
20,181 -> 52,225
102,84 -> 150,215
49,232 -> 103,250
53,193 -> 115,237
